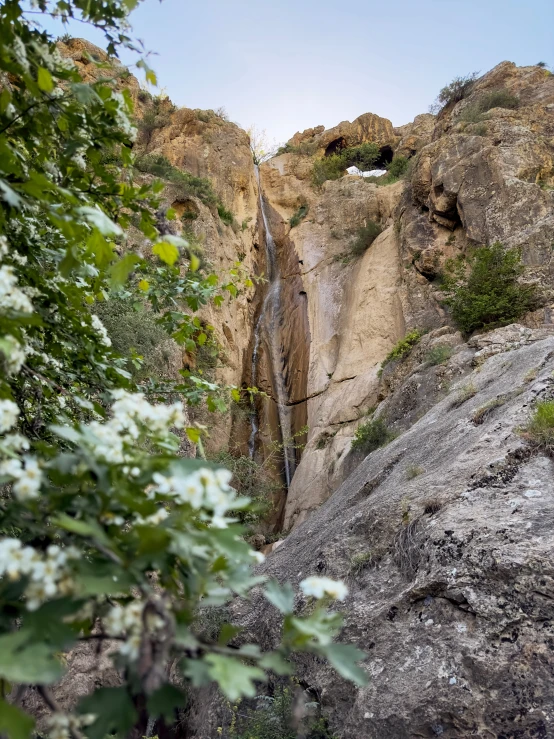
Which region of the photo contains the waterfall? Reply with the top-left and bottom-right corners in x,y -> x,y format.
248,166 -> 295,487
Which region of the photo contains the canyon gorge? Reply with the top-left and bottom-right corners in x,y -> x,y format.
56,40 -> 554,737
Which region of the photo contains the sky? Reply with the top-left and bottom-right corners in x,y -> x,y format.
38,0 -> 553,144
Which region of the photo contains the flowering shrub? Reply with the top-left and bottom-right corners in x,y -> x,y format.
0,2 -> 366,737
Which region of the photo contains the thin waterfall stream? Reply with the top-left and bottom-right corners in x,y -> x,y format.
248,166 -> 295,487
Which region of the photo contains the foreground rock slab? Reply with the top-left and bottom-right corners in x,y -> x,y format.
193,338 -> 554,738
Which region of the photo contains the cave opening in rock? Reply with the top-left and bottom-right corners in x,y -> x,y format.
324,137 -> 347,157
374,145 -> 394,168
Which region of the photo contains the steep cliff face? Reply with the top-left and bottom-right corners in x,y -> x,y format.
258,61 -> 554,529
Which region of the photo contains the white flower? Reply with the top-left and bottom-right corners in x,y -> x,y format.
91,314 -> 112,347
1,433 -> 29,451
300,576 -> 349,602
0,334 -> 30,375
0,398 -> 19,433
12,457 -> 43,501
250,550 -> 265,564
0,265 -> 34,313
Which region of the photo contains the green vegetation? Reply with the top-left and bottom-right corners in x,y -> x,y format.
382,329 -> 423,367
342,142 -> 380,169
217,203 -> 235,225
351,416 -> 395,455
524,400 -> 554,455
311,142 -> 381,187
441,242 -> 537,334
362,154 -> 412,186
228,685 -> 337,739
135,153 -> 217,204
0,3 -> 367,737
387,155 -> 410,178
430,72 -> 479,113
406,464 -> 424,480
472,396 -> 506,425
93,298 -> 175,380
278,140 -> 320,156
451,381 -> 477,407
135,154 -> 235,224
425,344 -> 453,366
311,153 -> 347,187
137,95 -> 175,142
349,220 -> 382,256
459,89 -> 519,125
289,204 -> 309,228
349,551 -> 376,575
208,450 -> 280,528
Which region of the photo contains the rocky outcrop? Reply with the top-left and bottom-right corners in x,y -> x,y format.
256,61 -> 554,528
287,112 -> 396,157
192,333 -> 554,738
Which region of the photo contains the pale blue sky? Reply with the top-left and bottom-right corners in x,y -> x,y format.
38,0 -> 553,143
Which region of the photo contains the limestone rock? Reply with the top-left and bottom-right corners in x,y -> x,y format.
191,337 -> 554,738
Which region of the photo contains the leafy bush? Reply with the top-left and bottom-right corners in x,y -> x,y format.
311,153 -> 347,187
430,72 -> 479,113
228,685 -> 337,739
478,89 -> 519,112
349,220 -> 382,256
135,153 -> 218,205
351,416 -> 395,454
459,89 -> 519,125
207,450 -> 280,528
278,140 -> 319,156
441,242 -> 537,333
217,203 -> 235,225
311,143 -> 382,187
382,329 -> 423,367
0,4 -> 367,737
387,155 -> 410,178
342,142 -> 380,170
425,344 -> 453,366
93,298 -> 175,380
524,400 -> 554,455
289,204 -> 309,228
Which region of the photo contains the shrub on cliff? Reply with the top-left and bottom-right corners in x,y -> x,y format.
382,329 -> 423,367
430,71 -> 479,113
135,153 -> 218,204
311,153 -> 346,187
352,416 -> 395,455
441,242 -> 537,333
524,401 -> 554,456
349,220 -> 382,256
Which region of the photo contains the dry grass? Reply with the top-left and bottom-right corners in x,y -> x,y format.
422,498 -> 442,515
406,464 -> 424,480
393,519 -> 421,578
450,381 -> 477,408
471,396 -> 506,425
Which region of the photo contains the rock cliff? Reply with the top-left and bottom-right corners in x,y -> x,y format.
54,44 -> 554,736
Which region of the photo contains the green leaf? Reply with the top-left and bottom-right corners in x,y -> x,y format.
0,700 -> 35,739
0,632 -> 64,685
78,688 -> 136,739
204,654 -> 265,701
76,208 -> 122,236
320,643 -> 368,686
153,241 -> 179,266
264,580 -> 295,615
53,514 -> 111,549
146,684 -> 188,723
258,652 -> 293,676
110,253 -> 140,287
37,67 -> 54,93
